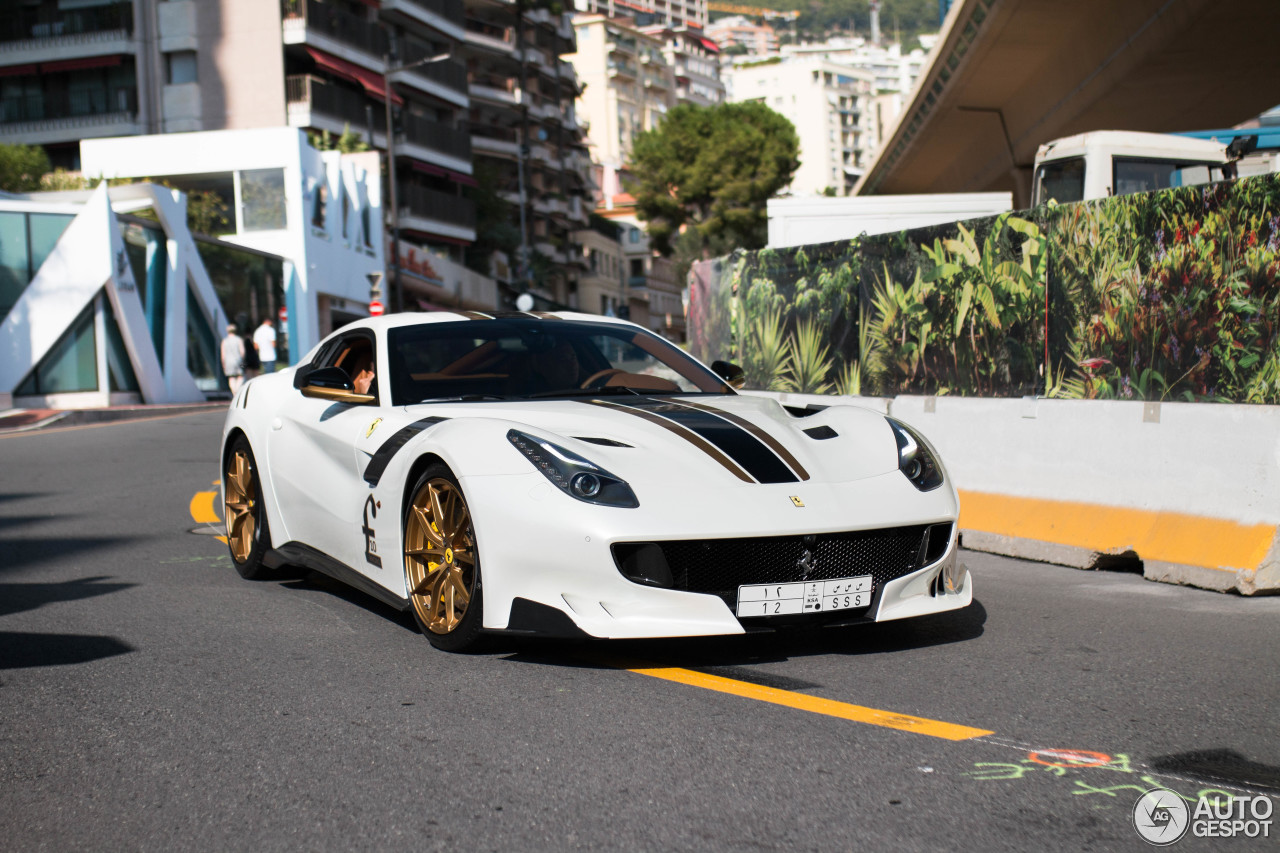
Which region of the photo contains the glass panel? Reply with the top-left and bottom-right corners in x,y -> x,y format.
0,211 -> 30,325
195,239 -> 285,359
104,297 -> 139,392
186,282 -> 219,392
1033,158 -> 1084,206
29,213 -> 75,277
240,168 -> 286,232
16,301 -> 98,395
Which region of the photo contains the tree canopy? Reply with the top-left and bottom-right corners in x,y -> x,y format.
626,101 -> 800,257
0,143 -> 52,193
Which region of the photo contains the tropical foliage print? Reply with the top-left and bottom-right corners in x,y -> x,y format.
687,172 -> 1280,404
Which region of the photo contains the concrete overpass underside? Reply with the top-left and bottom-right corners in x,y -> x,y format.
856,0 -> 1280,207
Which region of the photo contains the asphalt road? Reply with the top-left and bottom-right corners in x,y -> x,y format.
1,411 -> 1277,852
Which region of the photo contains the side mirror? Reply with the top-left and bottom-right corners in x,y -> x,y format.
711,360 -> 745,390
300,366 -> 375,404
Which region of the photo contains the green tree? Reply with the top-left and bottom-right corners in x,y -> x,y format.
0,143 -> 52,192
625,101 -> 799,257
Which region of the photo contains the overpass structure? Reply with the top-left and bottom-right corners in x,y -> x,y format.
854,0 -> 1280,207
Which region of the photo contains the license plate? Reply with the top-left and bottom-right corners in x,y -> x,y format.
735,575 -> 873,617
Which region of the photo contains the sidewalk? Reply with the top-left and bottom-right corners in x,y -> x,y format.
0,401 -> 229,434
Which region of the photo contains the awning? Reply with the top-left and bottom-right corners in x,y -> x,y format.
305,47 -> 402,106
0,64 -> 39,78
698,37 -> 721,54
41,55 -> 122,73
446,169 -> 477,188
409,161 -> 478,188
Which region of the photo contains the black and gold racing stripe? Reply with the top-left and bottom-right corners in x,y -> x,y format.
587,398 -> 802,484
363,416 -> 449,487
673,398 -> 810,481
586,399 -> 753,483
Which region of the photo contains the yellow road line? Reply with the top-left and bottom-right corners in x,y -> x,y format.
958,490 -> 1275,571
622,663 -> 993,741
189,490 -> 228,544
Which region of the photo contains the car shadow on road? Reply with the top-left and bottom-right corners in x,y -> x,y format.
1148,748 -> 1280,793
0,631 -> 134,670
498,600 -> 988,671
0,576 -> 137,618
0,535 -> 149,576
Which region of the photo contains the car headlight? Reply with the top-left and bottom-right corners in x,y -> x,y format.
507,430 -> 639,508
886,418 -> 945,491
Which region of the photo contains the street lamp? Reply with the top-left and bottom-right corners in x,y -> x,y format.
383,49 -> 452,314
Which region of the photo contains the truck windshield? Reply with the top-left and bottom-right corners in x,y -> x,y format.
1113,158 -> 1224,196
1033,157 -> 1085,206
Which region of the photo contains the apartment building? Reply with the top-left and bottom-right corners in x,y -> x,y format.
641,24 -> 724,108
725,58 -> 873,196
573,0 -> 708,30
1,0 -> 602,312
704,15 -> 776,57
568,14 -> 674,175
462,0 -> 593,309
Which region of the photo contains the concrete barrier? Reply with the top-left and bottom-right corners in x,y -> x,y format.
745,391 -> 1280,595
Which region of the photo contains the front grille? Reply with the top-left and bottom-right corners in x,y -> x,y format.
614,524 -> 950,609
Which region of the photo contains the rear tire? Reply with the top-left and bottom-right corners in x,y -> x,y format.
224,436 -> 272,580
403,464 -> 486,652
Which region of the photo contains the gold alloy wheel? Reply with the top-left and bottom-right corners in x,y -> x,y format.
404,477 -> 477,634
224,448 -> 257,563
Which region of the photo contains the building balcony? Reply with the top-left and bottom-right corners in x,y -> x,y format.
286,75 -> 383,139
471,132 -> 520,159
1,2 -> 132,46
282,0 -> 388,65
390,56 -> 469,108
463,20 -> 514,57
607,60 -> 638,79
398,112 -> 472,172
381,0 -> 466,42
469,81 -> 519,108
399,185 -> 476,242
0,87 -> 139,146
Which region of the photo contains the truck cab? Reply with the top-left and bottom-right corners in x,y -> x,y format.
1032,131 -> 1230,206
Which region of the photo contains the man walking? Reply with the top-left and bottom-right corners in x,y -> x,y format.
220,324 -> 245,394
253,318 -> 278,374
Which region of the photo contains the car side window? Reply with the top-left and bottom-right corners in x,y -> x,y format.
323,333 -> 378,401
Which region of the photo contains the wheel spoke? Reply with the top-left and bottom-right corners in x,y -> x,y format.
412,505 -> 444,548
428,486 -> 446,535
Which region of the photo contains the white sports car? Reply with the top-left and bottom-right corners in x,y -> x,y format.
221,312 -> 970,651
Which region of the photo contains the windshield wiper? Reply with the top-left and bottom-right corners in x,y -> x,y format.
528,385 -> 643,399
416,394 -> 516,404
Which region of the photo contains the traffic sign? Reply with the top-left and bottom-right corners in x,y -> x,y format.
278,305 -> 287,323
369,300 -> 384,317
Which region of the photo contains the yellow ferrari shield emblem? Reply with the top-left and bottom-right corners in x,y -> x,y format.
366,418 -> 382,438
790,496 -> 805,507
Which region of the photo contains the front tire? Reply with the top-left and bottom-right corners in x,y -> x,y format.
224,436 -> 272,580
403,464 -> 485,652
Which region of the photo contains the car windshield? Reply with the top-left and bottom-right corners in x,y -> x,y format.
386,318 -> 732,406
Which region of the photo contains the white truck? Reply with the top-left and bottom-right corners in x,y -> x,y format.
1029,130 -> 1250,206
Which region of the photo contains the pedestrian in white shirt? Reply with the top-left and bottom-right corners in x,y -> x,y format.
253,318 -> 278,374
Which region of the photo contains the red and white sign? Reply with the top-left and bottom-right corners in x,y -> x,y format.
278,305 -> 288,323
369,300 -> 384,317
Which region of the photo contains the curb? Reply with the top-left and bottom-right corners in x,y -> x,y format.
0,402 -> 228,434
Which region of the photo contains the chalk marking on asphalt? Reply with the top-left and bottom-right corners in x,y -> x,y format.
189,490 -> 227,543
617,662 -> 993,741
958,489 -> 1274,571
